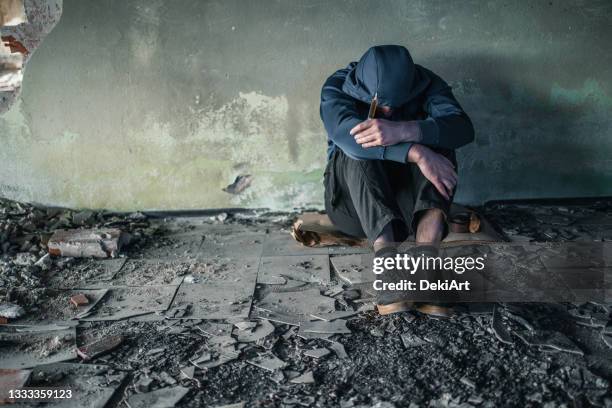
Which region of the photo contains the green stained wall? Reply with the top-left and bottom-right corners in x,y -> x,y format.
1,0 -> 611,210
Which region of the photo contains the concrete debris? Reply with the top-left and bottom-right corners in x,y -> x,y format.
223,174 -> 253,194
0,302 -> 24,318
330,254 -> 373,285
27,363 -> 127,407
301,319 -> 351,335
304,348 -> 330,359
70,293 -> 89,307
515,330 -> 584,356
79,285 -> 177,321
77,335 -> 123,360
234,319 -> 275,343
197,349 -> 240,369
290,370 -> 315,384
234,320 -> 258,331
34,253 -> 51,270
247,352 -> 288,372
327,341 -> 348,359
48,228 -> 130,258
211,403 -> 245,408
126,386 -> 190,408
0,324 -> 77,369
400,333 -> 428,349
180,365 -> 196,380
460,376 -> 477,389
491,304 -> 513,344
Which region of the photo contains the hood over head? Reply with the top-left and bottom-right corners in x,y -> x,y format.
342,45 -> 430,108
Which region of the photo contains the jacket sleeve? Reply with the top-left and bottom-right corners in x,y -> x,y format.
417,69 -> 475,150
320,67 -> 413,162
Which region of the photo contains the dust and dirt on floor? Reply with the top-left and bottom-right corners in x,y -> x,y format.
1,197 -> 612,407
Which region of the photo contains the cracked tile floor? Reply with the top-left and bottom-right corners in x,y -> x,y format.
1,198 -> 612,407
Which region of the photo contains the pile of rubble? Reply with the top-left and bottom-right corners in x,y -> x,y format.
1,197 -> 612,407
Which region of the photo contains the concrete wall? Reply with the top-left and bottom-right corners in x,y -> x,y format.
1,0 -> 611,211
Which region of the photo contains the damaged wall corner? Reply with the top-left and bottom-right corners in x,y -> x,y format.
0,0 -> 62,113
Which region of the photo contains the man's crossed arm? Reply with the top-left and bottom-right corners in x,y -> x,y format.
321,67 -> 474,201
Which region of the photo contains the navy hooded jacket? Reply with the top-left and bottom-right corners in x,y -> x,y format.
320,45 -> 474,162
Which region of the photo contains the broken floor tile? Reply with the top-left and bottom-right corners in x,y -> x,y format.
327,341 -> 348,359
247,352 -> 288,372
211,403 -> 246,408
23,288 -> 109,322
251,308 -> 304,326
300,319 -> 351,335
207,335 -> 237,349
0,324 -> 77,369
255,288 -> 336,318
197,349 -> 241,369
77,335 -> 123,361
515,330 -> 583,356
198,321 -> 234,337
330,254 -> 374,285
304,348 -> 330,359
48,228 -> 129,258
234,319 -> 275,343
601,332 -> 612,349
290,370 -> 315,384
0,302 -> 24,319
180,365 -> 196,380
400,333 -> 428,349
134,376 -> 154,393
460,376 -> 477,389
126,386 -> 190,408
80,285 -> 177,321
297,327 -> 333,340
234,321 -> 258,331
170,259 -> 258,320
258,255 -> 331,285
491,304 -> 513,345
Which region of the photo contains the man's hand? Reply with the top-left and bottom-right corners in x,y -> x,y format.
408,144 -> 457,201
350,119 -> 421,148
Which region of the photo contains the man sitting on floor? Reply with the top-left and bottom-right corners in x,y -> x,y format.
320,45 -> 474,315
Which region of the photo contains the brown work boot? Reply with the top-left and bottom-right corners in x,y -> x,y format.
374,246 -> 414,315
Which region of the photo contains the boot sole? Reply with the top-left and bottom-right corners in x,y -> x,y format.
377,301 -> 414,315
417,304 -> 454,318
